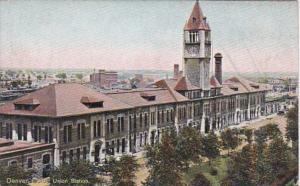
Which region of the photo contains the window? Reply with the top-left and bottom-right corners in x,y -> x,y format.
76,148 -> 80,160
111,141 -> 115,155
121,117 -> 124,132
9,161 -> 17,166
63,126 -> 67,143
93,121 -> 97,137
83,147 -> 87,160
192,17 -> 196,23
45,126 -> 49,143
117,139 -> 120,153
6,123 -> 12,139
139,114 -> 143,128
161,111 -> 164,123
33,126 -> 41,142
110,119 -> 114,134
133,115 -> 136,130
81,124 -> 85,139
150,112 -> 155,125
27,158 -> 33,169
122,138 -> 126,153
166,110 -> 170,122
97,121 -> 100,137
106,119 -> 110,134
106,142 -> 110,154
144,133 -> 147,146
63,125 -> 72,144
43,154 -> 50,164
118,117 -> 121,132
62,151 -> 67,163
157,111 -> 160,123
23,124 -> 27,141
17,124 -> 22,140
144,113 -> 148,126
140,133 -> 143,147
69,150 -> 73,162
77,123 -> 85,140
118,117 -> 125,132
77,124 -> 81,140
129,116 -> 132,131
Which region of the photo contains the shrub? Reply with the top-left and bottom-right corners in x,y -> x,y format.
210,167 -> 218,176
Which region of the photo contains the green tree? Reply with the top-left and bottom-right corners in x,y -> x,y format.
286,103 -> 298,142
220,128 -> 239,155
254,127 -> 268,152
202,132 -> 220,166
111,155 -> 139,186
50,160 -> 105,186
244,128 -> 253,144
266,136 -> 290,181
176,126 -> 203,169
37,75 -> 42,81
264,123 -> 281,139
0,164 -> 32,186
190,172 -> 211,186
56,73 -> 67,79
144,132 -> 183,186
75,73 -> 83,80
223,144 -> 257,186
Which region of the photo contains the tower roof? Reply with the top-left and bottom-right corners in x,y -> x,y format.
184,1 -> 210,31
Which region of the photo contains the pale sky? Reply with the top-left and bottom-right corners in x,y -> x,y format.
0,0 -> 298,73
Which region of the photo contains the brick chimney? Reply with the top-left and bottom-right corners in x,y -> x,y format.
174,64 -> 179,79
214,53 -> 223,84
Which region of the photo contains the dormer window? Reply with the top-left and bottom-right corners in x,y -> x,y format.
229,85 -> 239,91
250,83 -> 259,89
140,93 -> 156,101
81,96 -> 104,108
14,98 -> 40,111
192,17 -> 196,23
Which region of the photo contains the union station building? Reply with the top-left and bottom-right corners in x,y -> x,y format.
0,1 -> 271,178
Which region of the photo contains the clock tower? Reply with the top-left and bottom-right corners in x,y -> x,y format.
183,0 -> 211,90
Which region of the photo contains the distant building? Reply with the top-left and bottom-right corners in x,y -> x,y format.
268,77 -> 298,92
90,70 -> 118,89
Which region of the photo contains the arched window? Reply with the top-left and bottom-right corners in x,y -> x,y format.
43,154 -> 50,164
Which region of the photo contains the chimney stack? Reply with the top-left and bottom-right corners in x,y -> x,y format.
214,53 -> 223,84
174,64 -> 179,79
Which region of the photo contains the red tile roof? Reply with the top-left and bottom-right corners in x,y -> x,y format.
210,76 -> 222,88
184,1 -> 210,31
0,83 -> 132,117
174,77 -> 199,91
106,88 -> 188,107
221,76 -> 271,96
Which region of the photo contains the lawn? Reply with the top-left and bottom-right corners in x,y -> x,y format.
183,156 -> 229,186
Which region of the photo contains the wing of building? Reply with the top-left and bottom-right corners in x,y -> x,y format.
0,0 -> 274,178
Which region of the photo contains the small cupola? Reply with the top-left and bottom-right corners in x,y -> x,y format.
140,92 -> 156,101
81,96 -> 104,108
14,98 -> 40,111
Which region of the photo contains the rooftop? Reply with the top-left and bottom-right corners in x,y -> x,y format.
0,138 -> 54,155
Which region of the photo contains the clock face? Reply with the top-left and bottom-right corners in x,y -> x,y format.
185,45 -> 199,57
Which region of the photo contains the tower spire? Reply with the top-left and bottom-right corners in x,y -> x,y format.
184,0 -> 209,31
